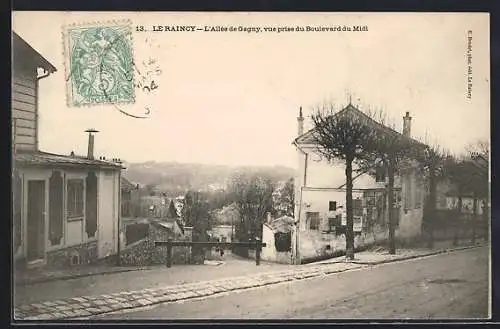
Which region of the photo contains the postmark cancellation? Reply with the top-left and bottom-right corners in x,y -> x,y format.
62,20 -> 135,107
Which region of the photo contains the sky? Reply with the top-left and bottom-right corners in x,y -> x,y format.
13,12 -> 490,168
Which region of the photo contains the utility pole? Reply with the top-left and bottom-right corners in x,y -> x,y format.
294,187 -> 303,265
231,214 -> 234,242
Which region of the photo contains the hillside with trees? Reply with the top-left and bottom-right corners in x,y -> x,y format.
122,161 -> 295,196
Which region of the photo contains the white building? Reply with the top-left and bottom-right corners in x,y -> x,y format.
291,104 -> 427,264
13,32 -> 123,268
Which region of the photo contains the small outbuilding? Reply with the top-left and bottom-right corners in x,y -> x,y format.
261,215 -> 295,264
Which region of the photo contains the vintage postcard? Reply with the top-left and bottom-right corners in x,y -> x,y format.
11,12 -> 490,321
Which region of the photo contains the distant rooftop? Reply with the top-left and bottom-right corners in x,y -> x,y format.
265,216 -> 295,233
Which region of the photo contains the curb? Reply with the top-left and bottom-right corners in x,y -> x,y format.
15,267 -> 152,286
15,263 -> 364,321
349,243 -> 487,266
15,244 -> 488,320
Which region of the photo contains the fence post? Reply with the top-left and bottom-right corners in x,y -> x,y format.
255,237 -> 262,266
166,238 -> 173,268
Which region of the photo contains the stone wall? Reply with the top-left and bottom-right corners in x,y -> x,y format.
119,222 -> 192,266
119,239 -> 152,266
150,222 -> 191,265
298,204 -> 423,261
397,208 -> 423,243
46,241 -> 98,267
299,226 -> 391,261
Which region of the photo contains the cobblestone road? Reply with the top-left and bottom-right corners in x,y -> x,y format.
14,262 -> 362,320
14,245 -> 486,321
95,246 -> 490,320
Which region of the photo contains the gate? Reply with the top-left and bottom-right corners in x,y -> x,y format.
155,238 -> 266,268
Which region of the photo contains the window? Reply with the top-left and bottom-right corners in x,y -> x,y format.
353,198 -> 363,217
67,179 -> 84,218
328,217 -> 341,233
414,179 -> 423,209
375,166 -> 386,182
307,212 -> 320,230
404,175 -> 412,210
328,201 -> 337,211
438,195 -> 447,209
364,191 -> 375,207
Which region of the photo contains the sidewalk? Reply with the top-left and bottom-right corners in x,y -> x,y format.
14,253 -> 295,307
310,237 -> 487,266
15,264 -> 151,286
15,261 -> 363,320
13,243 -> 488,321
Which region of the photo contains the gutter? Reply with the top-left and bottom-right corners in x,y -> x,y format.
35,69 -> 52,151
36,70 -> 51,81
293,140 -> 308,187
292,140 -> 308,265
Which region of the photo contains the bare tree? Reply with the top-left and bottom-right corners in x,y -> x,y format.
466,139 -> 489,161
463,143 -> 489,243
362,127 -> 421,254
183,191 -> 212,239
414,144 -> 450,248
466,139 -> 489,187
311,104 -> 379,259
181,191 -> 214,262
228,172 -> 275,246
444,154 -> 488,245
272,178 -> 295,217
282,178 -> 295,217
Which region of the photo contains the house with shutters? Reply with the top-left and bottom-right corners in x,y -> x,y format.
12,31 -> 124,268
291,104 -> 428,264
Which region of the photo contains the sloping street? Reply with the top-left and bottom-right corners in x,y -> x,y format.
93,246 -> 489,320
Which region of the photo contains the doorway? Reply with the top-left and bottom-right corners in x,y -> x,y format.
27,180 -> 45,262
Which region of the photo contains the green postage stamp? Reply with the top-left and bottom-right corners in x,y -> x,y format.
63,21 -> 135,107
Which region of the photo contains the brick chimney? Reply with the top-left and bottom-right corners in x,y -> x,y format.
402,112 -> 412,137
266,212 -> 272,223
85,129 -> 99,160
297,106 -> 304,137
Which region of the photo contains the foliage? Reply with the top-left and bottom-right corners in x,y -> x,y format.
445,156 -> 489,199
205,190 -> 233,211
272,178 -> 295,217
211,203 -> 240,226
